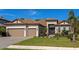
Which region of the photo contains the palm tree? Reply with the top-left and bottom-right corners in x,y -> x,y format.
67,10 -> 78,42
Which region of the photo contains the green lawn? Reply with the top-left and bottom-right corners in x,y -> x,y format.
15,37 -> 79,47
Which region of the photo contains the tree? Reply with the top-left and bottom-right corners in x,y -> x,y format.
75,17 -> 79,34
35,19 -> 40,21
39,27 -> 47,37
67,10 -> 78,42
0,27 -> 6,32
76,21 -> 79,34
0,27 -> 6,36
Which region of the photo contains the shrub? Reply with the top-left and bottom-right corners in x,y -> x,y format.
39,27 -> 47,37
0,27 -> 6,32
61,30 -> 69,36
54,33 -> 61,40
0,27 -> 6,37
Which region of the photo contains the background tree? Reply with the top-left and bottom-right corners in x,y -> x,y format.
67,10 -> 78,42
0,27 -> 6,36
35,19 -> 40,21
75,17 -> 79,34
0,27 -> 6,32
39,27 -> 47,37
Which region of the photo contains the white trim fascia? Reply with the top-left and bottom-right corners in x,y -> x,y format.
6,25 -> 26,29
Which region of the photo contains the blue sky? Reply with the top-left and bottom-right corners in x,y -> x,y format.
0,9 -> 79,21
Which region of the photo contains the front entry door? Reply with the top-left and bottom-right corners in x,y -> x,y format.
48,24 -> 55,35
49,27 -> 55,35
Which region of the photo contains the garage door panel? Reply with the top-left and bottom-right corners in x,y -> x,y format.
8,28 -> 24,37
27,28 -> 36,37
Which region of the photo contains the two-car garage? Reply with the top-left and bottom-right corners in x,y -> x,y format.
5,19 -> 41,37
6,25 -> 38,37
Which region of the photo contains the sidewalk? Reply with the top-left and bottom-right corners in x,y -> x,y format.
7,45 -> 79,50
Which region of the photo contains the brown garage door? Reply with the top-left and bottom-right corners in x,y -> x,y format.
8,28 -> 24,37
27,28 -> 36,37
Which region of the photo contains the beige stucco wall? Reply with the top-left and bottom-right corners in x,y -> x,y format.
55,26 -> 70,33
47,21 -> 57,25
55,26 -> 59,33
46,21 -> 57,35
60,22 -> 69,25
46,21 -> 70,34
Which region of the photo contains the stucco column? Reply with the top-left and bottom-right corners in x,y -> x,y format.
47,23 -> 49,36
24,27 -> 26,37
6,28 -> 8,36
36,26 -> 39,37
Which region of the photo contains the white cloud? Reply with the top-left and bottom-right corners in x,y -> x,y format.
31,11 -> 37,15
29,10 -> 37,16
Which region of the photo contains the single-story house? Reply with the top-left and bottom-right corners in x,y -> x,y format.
5,18 -> 71,37
0,17 -> 10,27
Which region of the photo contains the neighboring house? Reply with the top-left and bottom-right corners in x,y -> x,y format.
5,18 -> 70,37
0,17 -> 10,27
0,17 -> 10,36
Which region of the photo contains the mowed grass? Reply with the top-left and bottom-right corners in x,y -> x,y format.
15,37 -> 79,47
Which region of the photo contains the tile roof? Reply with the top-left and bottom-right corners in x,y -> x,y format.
5,18 -> 70,26
46,18 -> 57,21
5,19 -> 41,25
36,20 -> 47,26
56,20 -> 70,26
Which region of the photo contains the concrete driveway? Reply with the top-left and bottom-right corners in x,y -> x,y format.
0,37 -> 31,48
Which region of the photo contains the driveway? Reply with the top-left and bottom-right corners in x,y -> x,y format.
0,37 -> 31,48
